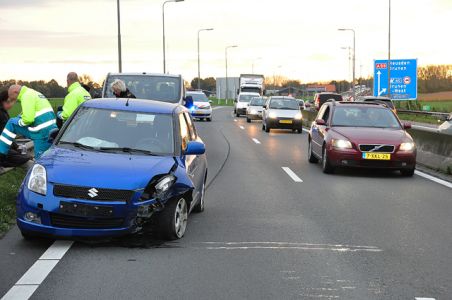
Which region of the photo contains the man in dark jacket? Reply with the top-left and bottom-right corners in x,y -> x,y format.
0,90 -> 31,167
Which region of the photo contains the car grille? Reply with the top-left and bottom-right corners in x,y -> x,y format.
359,144 -> 395,153
49,213 -> 124,229
53,184 -> 134,202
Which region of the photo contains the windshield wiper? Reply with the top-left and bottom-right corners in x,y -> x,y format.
58,141 -> 97,150
98,147 -> 157,156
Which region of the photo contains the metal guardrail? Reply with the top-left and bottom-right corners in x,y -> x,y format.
397,109 -> 450,119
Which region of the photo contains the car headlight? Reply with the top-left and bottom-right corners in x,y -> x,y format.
27,164 -> 47,195
399,142 -> 415,151
155,174 -> 176,194
332,139 -> 352,149
269,112 -> 277,119
294,113 -> 303,120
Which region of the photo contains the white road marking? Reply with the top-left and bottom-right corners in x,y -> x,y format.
282,167 -> 303,182
198,242 -> 381,252
234,119 -> 237,122
252,138 -> 261,144
1,240 -> 73,300
415,170 -> 452,189
415,298 -> 436,300
239,125 -> 245,130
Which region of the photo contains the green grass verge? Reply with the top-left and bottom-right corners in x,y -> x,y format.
9,98 -> 64,118
395,100 -> 452,113
209,97 -> 235,107
398,113 -> 444,125
0,167 -> 27,237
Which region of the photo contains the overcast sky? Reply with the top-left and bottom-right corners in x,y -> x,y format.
0,0 -> 450,85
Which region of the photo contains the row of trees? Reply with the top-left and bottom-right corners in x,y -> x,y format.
0,75 -> 102,98
418,65 -> 452,93
189,77 -> 216,92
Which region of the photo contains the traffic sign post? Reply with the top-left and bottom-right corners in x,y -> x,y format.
373,59 -> 417,100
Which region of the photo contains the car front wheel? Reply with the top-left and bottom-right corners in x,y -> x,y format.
401,168 -> 415,177
158,197 -> 188,240
322,147 -> 334,174
308,140 -> 319,163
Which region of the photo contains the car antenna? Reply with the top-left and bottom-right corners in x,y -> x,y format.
126,98 -> 130,107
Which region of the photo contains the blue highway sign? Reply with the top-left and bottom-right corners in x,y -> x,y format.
373,59 -> 417,100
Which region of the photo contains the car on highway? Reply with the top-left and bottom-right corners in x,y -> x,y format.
186,91 -> 213,121
234,92 -> 260,117
17,98 -> 207,240
102,72 -> 193,107
314,92 -> 343,110
357,96 -> 397,114
308,101 -> 416,175
246,96 -> 267,122
262,96 -> 303,133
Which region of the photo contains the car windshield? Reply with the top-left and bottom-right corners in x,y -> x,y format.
249,97 -> 266,106
104,75 -> 181,103
269,98 -> 299,110
187,93 -> 209,102
332,106 -> 401,128
58,107 -> 174,155
239,94 -> 258,102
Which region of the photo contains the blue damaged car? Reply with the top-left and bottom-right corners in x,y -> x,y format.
17,99 -> 207,240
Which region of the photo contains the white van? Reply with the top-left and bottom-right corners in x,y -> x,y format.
234,92 -> 260,117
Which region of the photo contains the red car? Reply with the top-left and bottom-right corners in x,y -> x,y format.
308,101 -> 416,176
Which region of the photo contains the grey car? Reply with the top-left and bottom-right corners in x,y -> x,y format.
246,96 -> 267,122
262,97 -> 304,133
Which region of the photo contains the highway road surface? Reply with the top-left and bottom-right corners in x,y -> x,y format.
1,107 -> 451,300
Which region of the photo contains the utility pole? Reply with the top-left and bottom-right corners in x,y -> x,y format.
225,45 -> 238,102
197,28 -> 214,91
338,28 -> 356,100
117,0 -> 122,72
388,0 -> 392,98
162,0 -> 184,74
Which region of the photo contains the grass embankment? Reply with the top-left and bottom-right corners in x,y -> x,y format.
397,113 -> 444,125
9,98 -> 64,118
0,167 -> 27,237
209,97 -> 234,107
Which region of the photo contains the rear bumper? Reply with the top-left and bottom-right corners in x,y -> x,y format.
236,108 -> 247,115
327,147 -> 417,169
191,108 -> 212,118
246,113 -> 262,120
267,118 -> 303,130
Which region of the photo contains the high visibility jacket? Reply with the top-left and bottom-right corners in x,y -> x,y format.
17,86 -> 56,132
61,82 -> 91,120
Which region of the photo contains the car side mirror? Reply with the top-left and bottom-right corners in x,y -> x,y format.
184,141 -> 206,155
315,119 -> 326,126
234,99 -> 238,103
184,96 -> 194,108
209,100 -> 213,104
263,105 -> 267,109
48,128 -> 60,143
403,122 -> 412,130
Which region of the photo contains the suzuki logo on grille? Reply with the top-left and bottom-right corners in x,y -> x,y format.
88,188 -> 98,198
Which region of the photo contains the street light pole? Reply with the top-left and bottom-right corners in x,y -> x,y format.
225,45 -> 238,102
338,28 -> 356,100
341,46 -> 351,84
116,0 -> 122,73
388,0 -> 392,98
197,28 -> 214,91
162,0 -> 184,74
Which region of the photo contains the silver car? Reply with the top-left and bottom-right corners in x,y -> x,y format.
262,97 -> 303,133
246,97 -> 267,122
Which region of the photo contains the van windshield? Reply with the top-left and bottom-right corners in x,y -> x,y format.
104,75 -> 181,103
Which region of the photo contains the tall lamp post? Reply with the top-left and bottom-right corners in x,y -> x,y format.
162,0 -> 184,74
338,28 -> 356,100
388,0 -> 392,98
116,0 -> 122,72
197,28 -> 214,91
341,46 -> 352,87
225,45 -> 238,103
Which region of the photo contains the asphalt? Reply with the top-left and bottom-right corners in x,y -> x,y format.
1,107 -> 451,299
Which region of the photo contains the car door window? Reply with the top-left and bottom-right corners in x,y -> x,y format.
317,105 -> 326,120
179,113 -> 190,150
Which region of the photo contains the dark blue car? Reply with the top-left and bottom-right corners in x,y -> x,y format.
17,99 -> 208,240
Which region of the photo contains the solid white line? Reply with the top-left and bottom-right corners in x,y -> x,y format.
252,138 -> 261,144
234,119 -> 237,122
282,167 -> 303,182
415,298 -> 436,300
415,170 -> 452,189
16,260 -> 59,285
40,240 -> 73,260
1,240 -> 73,300
239,125 -> 245,130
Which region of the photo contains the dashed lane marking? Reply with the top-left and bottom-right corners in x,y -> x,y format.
282,167 -> 303,182
252,138 -> 261,144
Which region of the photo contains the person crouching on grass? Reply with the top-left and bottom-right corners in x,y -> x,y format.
0,85 -> 57,164
0,90 -> 31,167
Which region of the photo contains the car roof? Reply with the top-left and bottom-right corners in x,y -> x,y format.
359,96 -> 392,101
270,96 -> 296,100
82,98 -> 183,114
330,101 -> 388,109
107,72 -> 180,78
239,92 -> 260,95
